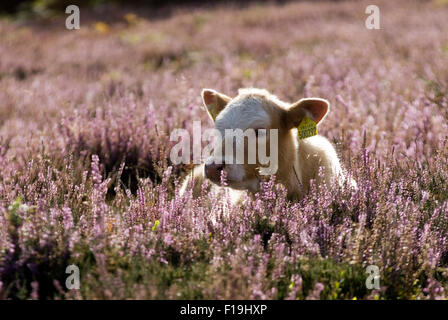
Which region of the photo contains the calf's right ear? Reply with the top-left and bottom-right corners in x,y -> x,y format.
284,98 -> 330,129
201,89 -> 232,122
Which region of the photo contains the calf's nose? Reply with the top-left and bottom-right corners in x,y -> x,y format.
204,162 -> 224,182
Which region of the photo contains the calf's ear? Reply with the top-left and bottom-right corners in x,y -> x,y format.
201,89 -> 232,122
284,98 -> 330,129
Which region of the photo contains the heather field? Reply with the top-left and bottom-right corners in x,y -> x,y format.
1,0 -> 448,300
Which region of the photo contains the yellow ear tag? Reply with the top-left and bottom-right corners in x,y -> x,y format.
297,116 -> 317,139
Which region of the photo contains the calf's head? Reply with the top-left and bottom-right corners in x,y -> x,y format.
201,88 -> 329,192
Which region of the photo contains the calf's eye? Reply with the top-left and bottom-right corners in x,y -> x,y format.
254,129 -> 267,137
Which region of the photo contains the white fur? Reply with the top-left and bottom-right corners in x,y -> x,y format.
180,88 -> 356,203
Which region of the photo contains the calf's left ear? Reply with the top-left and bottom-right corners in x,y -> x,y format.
285,98 -> 330,129
201,89 -> 232,122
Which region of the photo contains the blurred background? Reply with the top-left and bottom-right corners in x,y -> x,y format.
1,0 -> 291,15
